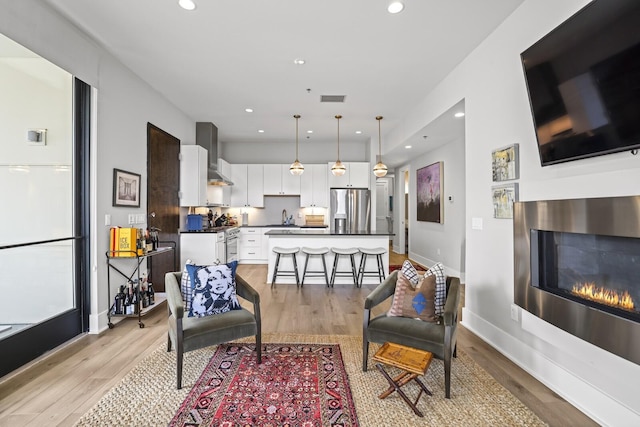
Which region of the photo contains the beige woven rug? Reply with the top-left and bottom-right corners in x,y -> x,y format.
74,334 -> 547,427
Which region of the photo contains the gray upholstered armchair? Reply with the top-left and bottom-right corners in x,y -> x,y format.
166,271 -> 262,389
363,270 -> 461,398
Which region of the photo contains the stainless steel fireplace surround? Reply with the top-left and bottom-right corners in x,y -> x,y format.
514,196 -> 640,366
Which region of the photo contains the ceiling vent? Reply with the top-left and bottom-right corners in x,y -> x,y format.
320,95 -> 346,103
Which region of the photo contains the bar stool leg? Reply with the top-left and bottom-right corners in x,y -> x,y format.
271,253 -> 281,287
292,254 -> 300,287
350,253 -> 359,287
301,253 -> 310,286
376,253 -> 385,281
357,253 -> 367,287
330,254 -> 339,288
321,254 -> 329,286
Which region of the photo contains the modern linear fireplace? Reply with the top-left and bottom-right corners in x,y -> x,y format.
514,196 -> 640,366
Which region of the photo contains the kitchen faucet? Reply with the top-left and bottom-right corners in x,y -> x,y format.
282,209 -> 287,225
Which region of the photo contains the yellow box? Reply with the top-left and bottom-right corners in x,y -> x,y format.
115,227 -> 138,257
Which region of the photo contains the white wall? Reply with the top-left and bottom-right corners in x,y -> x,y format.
403,134 -> 466,279
1,0 -> 195,332
386,0 -> 640,425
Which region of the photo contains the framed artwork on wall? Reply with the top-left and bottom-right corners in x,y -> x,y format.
492,183 -> 518,219
113,168 -> 141,207
492,143 -> 519,182
417,161 -> 443,223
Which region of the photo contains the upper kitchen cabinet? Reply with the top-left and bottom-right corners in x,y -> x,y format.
300,164 -> 328,207
180,145 -> 207,207
327,162 -> 370,189
230,164 -> 264,207
263,164 -> 301,195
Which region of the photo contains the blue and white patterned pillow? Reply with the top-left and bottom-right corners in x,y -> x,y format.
180,259 -> 194,313
423,262 -> 446,316
185,261 -> 241,318
400,260 -> 421,286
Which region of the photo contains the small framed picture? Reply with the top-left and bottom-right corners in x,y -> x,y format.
113,168 -> 141,207
492,183 -> 518,219
492,143 -> 519,182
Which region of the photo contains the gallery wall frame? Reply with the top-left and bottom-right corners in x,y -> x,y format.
417,161 -> 443,223
112,168 -> 141,207
492,183 -> 518,219
492,143 -> 519,182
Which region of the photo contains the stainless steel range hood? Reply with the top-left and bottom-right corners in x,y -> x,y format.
196,122 -> 233,186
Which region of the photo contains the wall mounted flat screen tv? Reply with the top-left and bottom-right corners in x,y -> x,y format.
521,0 -> 640,166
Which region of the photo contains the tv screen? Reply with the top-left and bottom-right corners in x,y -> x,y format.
521,0 -> 640,166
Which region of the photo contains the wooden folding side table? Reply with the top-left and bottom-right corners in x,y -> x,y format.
372,342 -> 433,417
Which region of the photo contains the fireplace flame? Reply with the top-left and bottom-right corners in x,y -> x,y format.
571,282 -> 635,311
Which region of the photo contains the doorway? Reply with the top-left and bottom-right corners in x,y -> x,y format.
147,123 -> 180,291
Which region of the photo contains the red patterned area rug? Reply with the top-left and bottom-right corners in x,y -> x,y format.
169,343 -> 359,427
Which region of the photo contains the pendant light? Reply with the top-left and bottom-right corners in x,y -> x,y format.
289,114 -> 304,176
373,116 -> 388,177
331,115 -> 346,176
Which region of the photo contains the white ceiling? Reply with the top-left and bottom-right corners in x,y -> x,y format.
41,0 -> 524,167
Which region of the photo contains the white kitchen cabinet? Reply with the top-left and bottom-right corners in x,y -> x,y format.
263,164 -> 301,195
238,227 -> 264,263
230,164 -> 264,207
300,164 -> 328,207
327,162 -> 370,189
180,145 -> 208,207
180,232 -> 225,268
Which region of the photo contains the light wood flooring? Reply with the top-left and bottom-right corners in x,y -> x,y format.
0,256 -> 598,427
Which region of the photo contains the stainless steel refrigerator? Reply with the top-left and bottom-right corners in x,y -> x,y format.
330,188 -> 371,233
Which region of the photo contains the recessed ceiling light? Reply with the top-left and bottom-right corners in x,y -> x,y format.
258,129 -> 265,133
454,112 -> 465,118
178,0 -> 196,11
387,2 -> 404,14
245,108 -> 254,113
355,130 -> 362,134
293,59 -> 306,65
307,130 -> 313,134
405,145 -> 412,149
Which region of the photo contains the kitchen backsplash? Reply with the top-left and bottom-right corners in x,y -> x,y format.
190,196 -> 327,226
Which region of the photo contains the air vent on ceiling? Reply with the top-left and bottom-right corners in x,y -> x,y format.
320,95 -> 346,103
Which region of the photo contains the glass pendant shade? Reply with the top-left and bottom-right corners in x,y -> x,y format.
290,159 -> 304,175
374,116 -> 388,177
373,161 -> 388,177
331,114 -> 346,176
331,160 -> 346,176
290,114 -> 304,175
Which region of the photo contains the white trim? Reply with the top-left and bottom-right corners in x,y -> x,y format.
461,308 -> 639,426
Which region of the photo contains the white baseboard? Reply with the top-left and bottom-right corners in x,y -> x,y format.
461,308 -> 639,427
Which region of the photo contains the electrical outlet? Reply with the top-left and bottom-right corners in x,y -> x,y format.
137,214 -> 145,223
510,304 -> 519,322
105,214 -> 111,226
128,214 -> 135,224
437,248 -> 441,255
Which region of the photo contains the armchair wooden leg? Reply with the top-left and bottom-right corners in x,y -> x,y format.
444,351 -> 451,398
363,340 -> 369,371
167,333 -> 172,352
256,333 -> 262,364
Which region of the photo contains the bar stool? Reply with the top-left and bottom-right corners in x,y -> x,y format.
272,247 -> 300,287
330,247 -> 360,287
358,247 -> 387,286
301,247 -> 330,286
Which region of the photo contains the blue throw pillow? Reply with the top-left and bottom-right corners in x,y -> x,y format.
185,261 -> 241,318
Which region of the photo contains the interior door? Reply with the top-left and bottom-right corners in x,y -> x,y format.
375,180 -> 390,234
147,123 -> 180,292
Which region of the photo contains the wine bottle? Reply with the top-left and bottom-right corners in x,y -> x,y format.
148,281 -> 155,305
124,285 -> 132,315
115,285 -> 125,315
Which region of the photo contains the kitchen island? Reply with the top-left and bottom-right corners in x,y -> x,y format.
265,229 -> 393,285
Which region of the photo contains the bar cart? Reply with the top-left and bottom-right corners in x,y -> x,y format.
105,244 -> 175,328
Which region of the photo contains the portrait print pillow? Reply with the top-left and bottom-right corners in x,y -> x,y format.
185,261 -> 241,318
